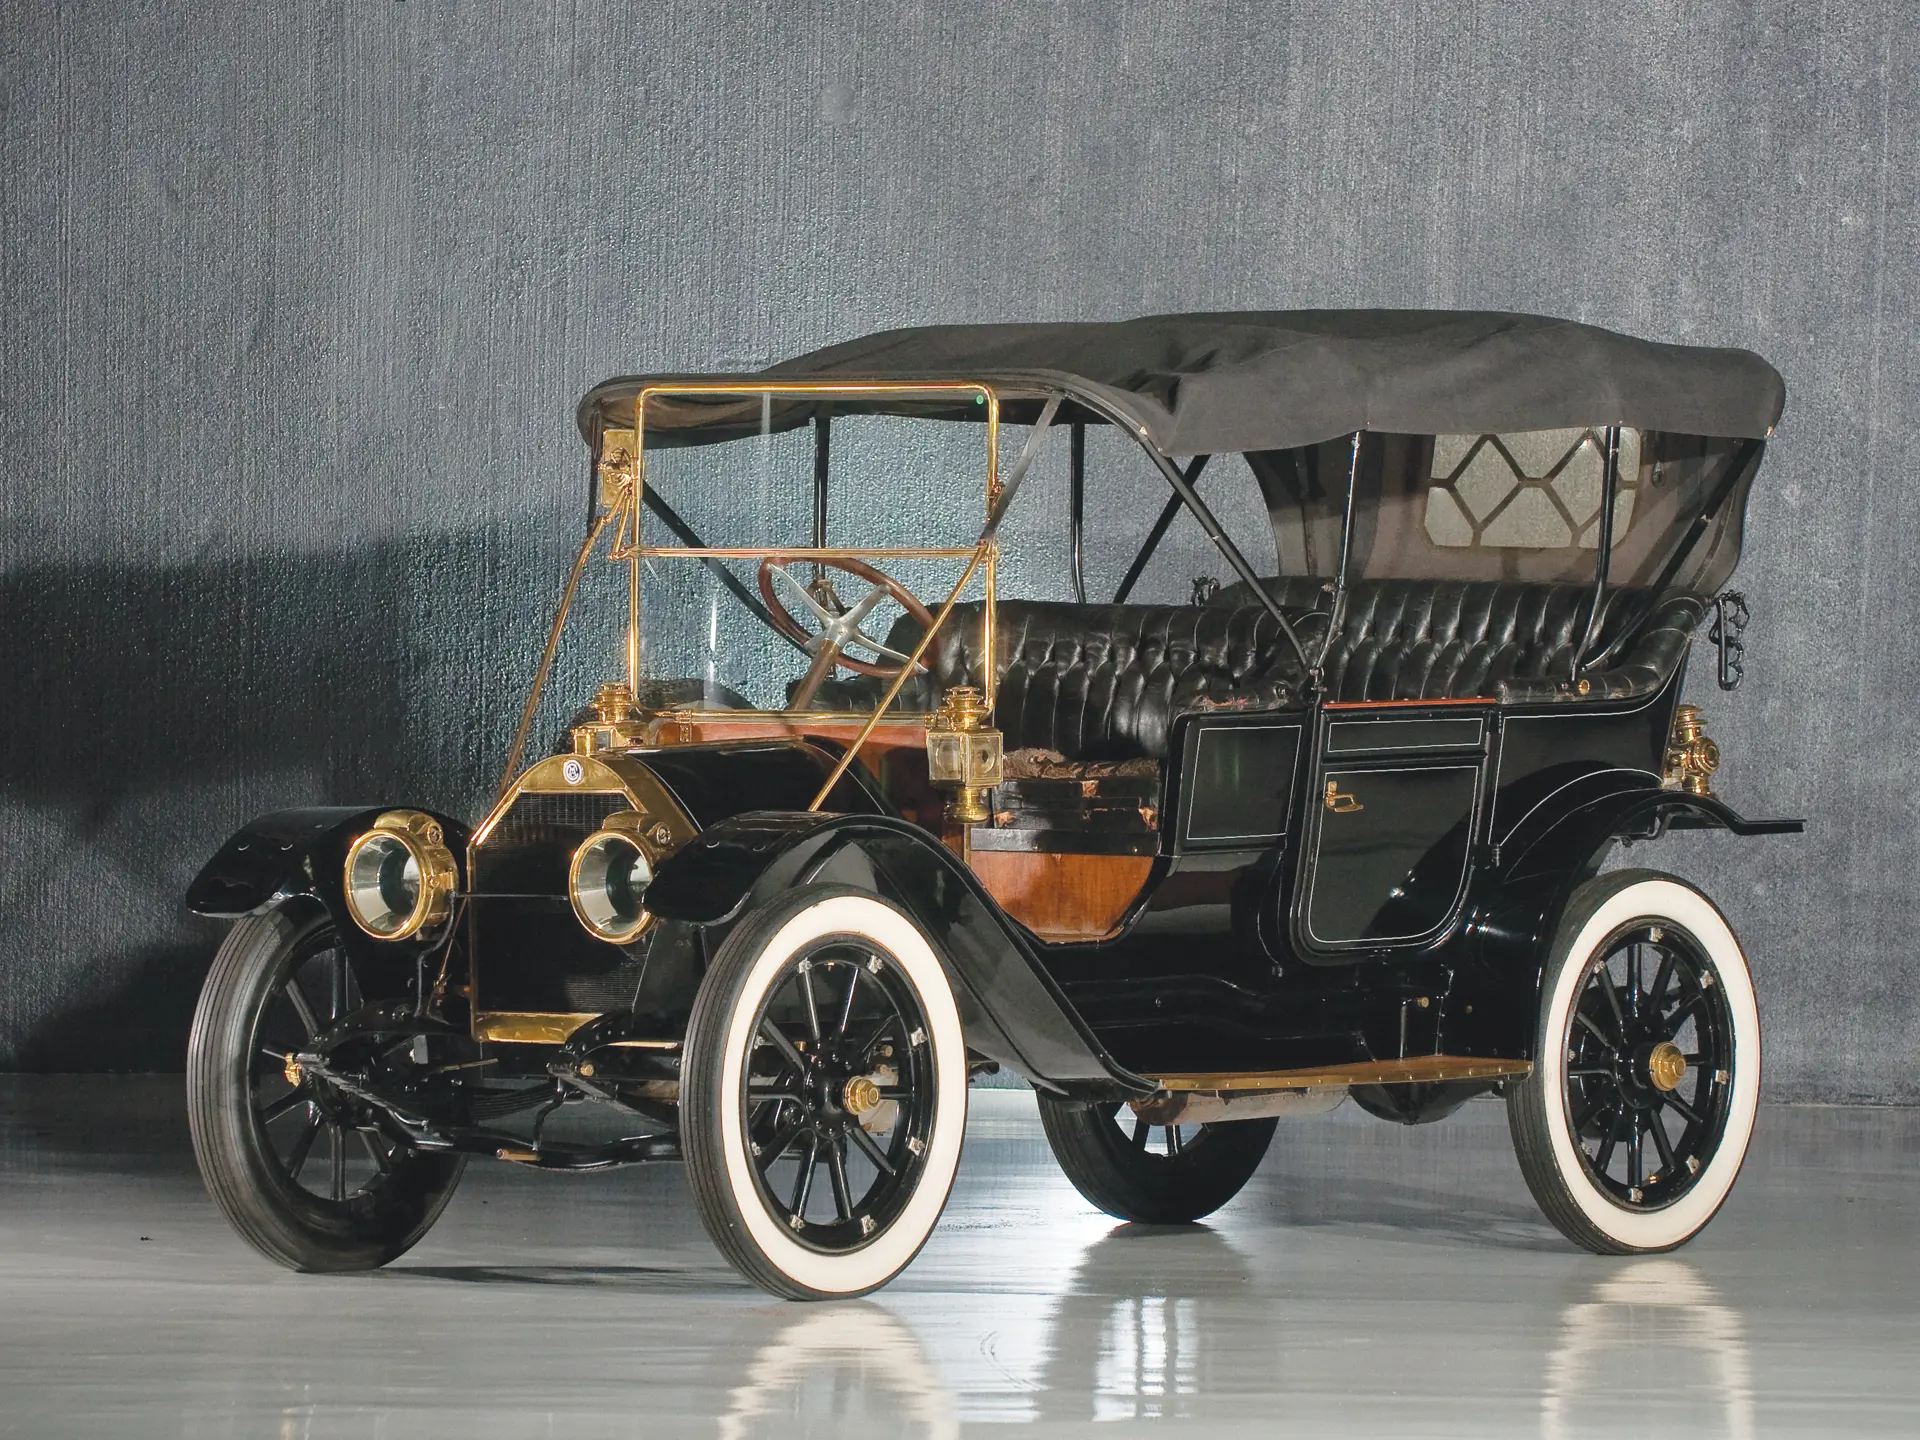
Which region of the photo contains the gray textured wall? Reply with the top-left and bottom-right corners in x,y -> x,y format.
3,1 -> 1914,1099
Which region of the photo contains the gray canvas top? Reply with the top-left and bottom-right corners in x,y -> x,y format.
578,310 -> 1785,455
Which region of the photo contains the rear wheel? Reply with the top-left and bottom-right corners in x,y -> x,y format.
186,900 -> 464,1271
1037,1096 -> 1277,1224
1508,870 -> 1760,1254
681,886 -> 968,1299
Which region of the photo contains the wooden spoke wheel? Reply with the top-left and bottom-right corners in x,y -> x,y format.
1036,1095 -> 1277,1225
1509,870 -> 1760,1254
186,900 -> 464,1271
681,886 -> 967,1299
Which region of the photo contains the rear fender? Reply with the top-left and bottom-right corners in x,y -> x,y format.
1448,788 -> 1802,1058
186,805 -> 472,969
646,811 -> 1149,1097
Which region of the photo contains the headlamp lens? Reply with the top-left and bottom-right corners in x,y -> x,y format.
345,832 -> 424,937
571,831 -> 654,943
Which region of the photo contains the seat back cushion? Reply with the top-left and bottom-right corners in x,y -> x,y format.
814,580 -> 1699,760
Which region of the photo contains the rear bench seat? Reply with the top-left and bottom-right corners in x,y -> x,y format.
817,580 -> 1704,762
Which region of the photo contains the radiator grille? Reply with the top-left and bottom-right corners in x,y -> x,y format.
470,790 -> 650,1016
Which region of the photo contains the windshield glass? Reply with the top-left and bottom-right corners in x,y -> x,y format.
631,388 -> 993,714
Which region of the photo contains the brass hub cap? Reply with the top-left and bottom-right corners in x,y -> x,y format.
1645,1040 -> 1688,1093
841,1074 -> 882,1118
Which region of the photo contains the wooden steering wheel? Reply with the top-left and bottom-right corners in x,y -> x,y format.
757,556 -> 935,709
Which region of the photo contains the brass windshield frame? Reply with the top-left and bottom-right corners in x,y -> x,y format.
621,382 -> 1003,789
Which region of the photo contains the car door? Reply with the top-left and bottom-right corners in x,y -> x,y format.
1290,701 -> 1493,954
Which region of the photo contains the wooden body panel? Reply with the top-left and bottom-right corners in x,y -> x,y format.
967,850 -> 1155,942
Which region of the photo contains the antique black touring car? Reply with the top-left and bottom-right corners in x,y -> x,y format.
186,311 -> 1800,1298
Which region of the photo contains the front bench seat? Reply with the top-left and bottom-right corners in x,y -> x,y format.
822,600 -> 1307,760
816,580 -> 1704,760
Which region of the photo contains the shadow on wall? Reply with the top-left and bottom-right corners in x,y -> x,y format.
0,521 -> 613,1071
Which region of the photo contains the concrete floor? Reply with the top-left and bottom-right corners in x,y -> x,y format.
0,1078 -> 1914,1438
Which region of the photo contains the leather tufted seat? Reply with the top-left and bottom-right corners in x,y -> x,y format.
816,580 -> 1702,761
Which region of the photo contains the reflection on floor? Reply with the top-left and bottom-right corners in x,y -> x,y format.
2,1078 -> 1915,1437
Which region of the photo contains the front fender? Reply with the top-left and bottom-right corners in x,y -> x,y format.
187,805 -> 472,948
647,811 -> 1150,1098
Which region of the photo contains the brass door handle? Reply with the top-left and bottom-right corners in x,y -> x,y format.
1324,780 -> 1364,814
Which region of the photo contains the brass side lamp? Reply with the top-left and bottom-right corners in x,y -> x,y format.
1665,703 -> 1721,798
925,686 -> 1003,825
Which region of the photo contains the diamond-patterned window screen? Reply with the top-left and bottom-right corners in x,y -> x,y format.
1424,428 -> 1640,550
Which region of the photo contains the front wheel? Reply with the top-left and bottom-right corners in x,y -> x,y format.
1507,870 -> 1760,1254
1037,1096 -> 1277,1224
681,886 -> 969,1300
186,900 -> 465,1271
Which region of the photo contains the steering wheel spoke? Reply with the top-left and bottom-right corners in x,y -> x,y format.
757,555 -> 938,710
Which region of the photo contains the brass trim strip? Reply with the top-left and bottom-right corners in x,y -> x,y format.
1150,1056 -> 1532,1092
635,546 -> 977,560
646,710 -> 938,724
633,380 -> 998,399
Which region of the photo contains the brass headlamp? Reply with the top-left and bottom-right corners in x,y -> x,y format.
568,809 -> 661,944
343,810 -> 458,940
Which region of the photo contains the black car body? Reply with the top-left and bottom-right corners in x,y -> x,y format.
185,311 -> 1801,1297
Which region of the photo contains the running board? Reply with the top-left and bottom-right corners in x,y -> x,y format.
1149,1056 -> 1532,1092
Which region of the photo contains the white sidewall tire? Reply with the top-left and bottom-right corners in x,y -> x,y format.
1535,876 -> 1760,1251
703,892 -> 967,1297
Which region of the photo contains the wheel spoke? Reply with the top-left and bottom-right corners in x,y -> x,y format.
826,1138 -> 854,1221
1648,950 -> 1677,1014
1131,1115 -> 1149,1149
1648,1111 -> 1677,1175
837,965 -> 862,1036
1625,946 -> 1641,1020
1667,992 -> 1707,1030
1628,1115 -> 1644,1190
789,1135 -> 819,1218
1573,1010 -> 1615,1049
852,1015 -> 897,1061
285,1112 -> 324,1179
1663,1091 -> 1704,1126
799,966 -> 822,1042
748,1080 -> 804,1101
329,951 -> 347,1025
283,980 -> 319,1038
758,1020 -> 808,1073
846,1122 -> 898,1178
1596,967 -> 1629,1035
1165,1125 -> 1184,1157
359,1129 -> 393,1175
756,1113 -> 809,1175
1593,1111 -> 1618,1174
329,1124 -> 347,1201
257,1090 -> 308,1125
